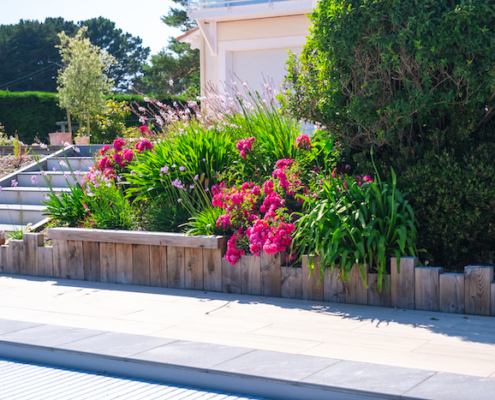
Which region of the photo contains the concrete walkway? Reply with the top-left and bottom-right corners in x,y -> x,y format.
0,274 -> 495,399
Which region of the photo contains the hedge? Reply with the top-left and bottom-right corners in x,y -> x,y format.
0,91 -> 185,144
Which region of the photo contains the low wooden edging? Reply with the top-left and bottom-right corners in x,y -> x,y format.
0,229 -> 494,317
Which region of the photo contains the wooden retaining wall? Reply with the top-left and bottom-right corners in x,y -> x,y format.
0,229 -> 494,317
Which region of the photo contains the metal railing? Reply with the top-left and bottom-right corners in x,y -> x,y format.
188,0 -> 293,11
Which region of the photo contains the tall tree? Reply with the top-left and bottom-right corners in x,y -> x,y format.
140,0 -> 199,96
0,17 -> 149,93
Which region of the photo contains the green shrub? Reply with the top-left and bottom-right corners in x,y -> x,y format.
185,206 -> 233,237
402,132 -> 495,269
143,201 -> 191,233
285,0 -> 495,156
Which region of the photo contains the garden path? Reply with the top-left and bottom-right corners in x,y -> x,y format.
0,274 -> 494,380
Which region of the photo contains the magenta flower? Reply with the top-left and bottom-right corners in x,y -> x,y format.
113,138 -> 126,152
101,145 -> 111,155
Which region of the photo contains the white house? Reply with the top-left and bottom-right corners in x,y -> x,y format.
178,0 -> 314,95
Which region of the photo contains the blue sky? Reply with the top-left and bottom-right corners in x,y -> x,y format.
0,0 -> 183,56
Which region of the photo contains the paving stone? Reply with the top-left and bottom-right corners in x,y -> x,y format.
402,372 -> 495,400
58,332 -> 178,358
302,360 -> 435,397
211,350 -> 339,381
130,340 -> 253,369
0,318 -> 41,335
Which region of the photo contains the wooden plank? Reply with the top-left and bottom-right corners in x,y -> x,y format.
0,231 -> 5,245
491,283 -> 495,317
203,249 -> 223,292
132,244 -> 150,286
37,246 -> 53,278
260,251 -> 282,297
150,245 -> 167,288
464,266 -> 494,316
222,258 -> 241,294
52,239 -> 68,279
367,273 -> 391,307
115,243 -> 133,284
391,257 -> 417,309
167,246 -> 185,289
0,245 -> 8,274
324,267 -> 345,303
345,264 -> 368,305
439,273 -> 465,314
23,233 -> 43,276
184,247 -> 203,290
241,255 -> 261,296
281,266 -> 302,299
302,255 -> 324,301
9,240 -> 24,275
415,267 -> 442,311
100,242 -> 117,283
67,240 -> 84,280
83,241 -> 100,282
48,228 -> 227,249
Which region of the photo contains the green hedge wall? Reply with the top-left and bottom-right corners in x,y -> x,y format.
0,91 -> 185,144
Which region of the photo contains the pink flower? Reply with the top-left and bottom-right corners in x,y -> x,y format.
134,138 -> 154,153
295,134 -> 312,150
11,179 -> 18,187
113,138 -> 126,152
101,145 -> 111,155
139,125 -> 151,136
123,149 -> 134,162
113,152 -> 125,167
31,176 -> 37,184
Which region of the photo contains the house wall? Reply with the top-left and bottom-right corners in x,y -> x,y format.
202,14 -> 311,93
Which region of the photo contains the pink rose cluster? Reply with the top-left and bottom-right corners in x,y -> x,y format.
97,139 -> 135,178
236,137 -> 255,159
272,159 -> 302,196
245,219 -> 295,256
295,134 -> 313,150
224,231 -> 246,266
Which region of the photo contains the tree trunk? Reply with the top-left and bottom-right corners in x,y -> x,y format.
67,110 -> 72,134
86,114 -> 90,141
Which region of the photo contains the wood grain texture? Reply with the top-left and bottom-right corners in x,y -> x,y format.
184,247 -> 203,290
52,239 -> 68,279
100,242 -> 117,283
464,266 -> 494,316
0,231 -> 5,245
302,255 -> 324,301
23,233 -> 43,276
345,264 -> 368,305
222,258 -> 241,294
324,267 -> 345,304
167,246 -> 185,289
439,273 -> 465,314
48,228 -> 226,249
9,240 -> 24,276
391,257 -> 417,309
115,243 -> 133,284
0,245 -> 6,274
203,248 -> 223,292
281,266 -> 302,299
37,246 -> 53,278
83,241 -> 100,282
260,251 -> 282,297
367,273 -> 391,307
67,240 -> 84,280
241,255 -> 261,296
150,245 -> 167,288
415,267 -> 443,311
132,244 -> 150,286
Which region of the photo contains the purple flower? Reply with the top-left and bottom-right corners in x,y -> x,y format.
11,179 -> 18,187
179,166 -> 185,172
53,167 -> 57,172
193,174 -> 199,180
177,198 -> 182,203
60,161 -> 68,168
44,195 -> 49,200
172,179 -> 183,188
31,176 -> 37,184
190,185 -> 195,189
205,188 -> 209,192
0,186 -> 2,191
74,147 -> 80,153
160,166 -> 169,173
202,158 -> 206,162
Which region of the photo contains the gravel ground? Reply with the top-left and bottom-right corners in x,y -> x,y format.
0,155 -> 36,179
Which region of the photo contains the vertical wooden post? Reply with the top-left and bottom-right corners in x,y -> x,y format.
83,241 -> 100,282
203,248 -> 223,292
415,267 -> 442,311
241,255 -> 261,296
115,243 -> 133,284
184,247 -> 203,290
0,231 -> 5,245
100,242 -> 117,283
345,264 -> 368,305
9,240 -> 24,275
324,267 -> 345,303
150,245 -> 167,288
167,246 -> 185,289
281,266 -> 302,299
0,245 -> 6,273
67,240 -> 84,280
439,273 -> 465,314
260,251 -> 282,297
302,255 -> 324,301
37,246 -> 53,278
132,244 -> 150,286
367,273 -> 391,307
391,257 -> 417,309
52,239 -> 68,279
464,266 -> 494,316
23,233 -> 43,276
491,282 -> 495,317
222,258 -> 241,294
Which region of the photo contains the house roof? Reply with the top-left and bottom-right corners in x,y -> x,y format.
177,26 -> 200,42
